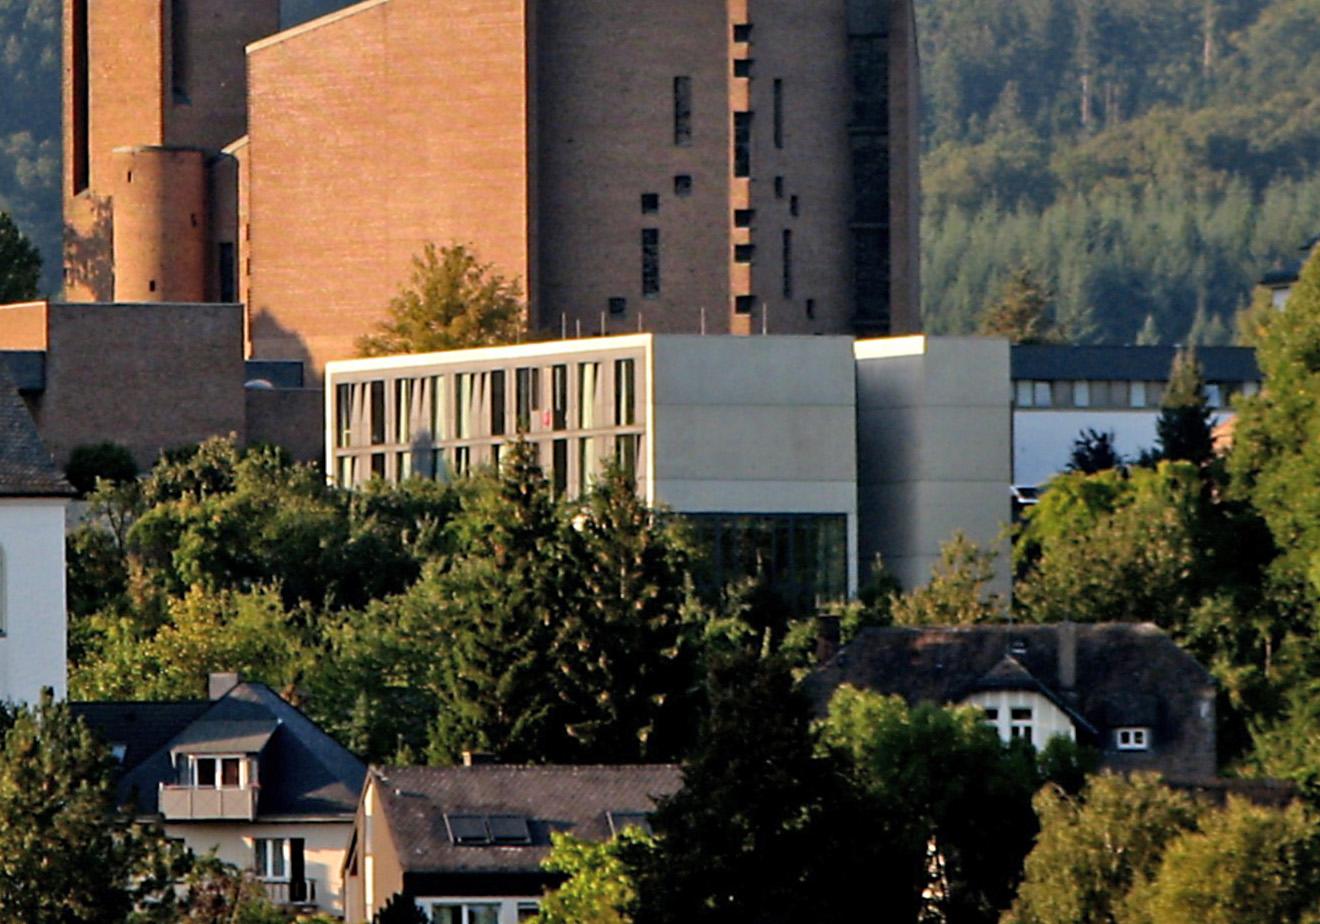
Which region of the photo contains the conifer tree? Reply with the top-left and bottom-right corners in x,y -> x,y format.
1155,348 -> 1215,465
0,212 -> 40,303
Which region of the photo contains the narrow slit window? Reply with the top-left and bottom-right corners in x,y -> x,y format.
171,0 -> 190,101
614,359 -> 636,425
773,79 -> 784,148
782,229 -> 793,298
490,370 -> 506,436
790,195 -> 800,217
774,176 -> 785,199
673,77 -> 692,146
71,0 -> 89,194
642,229 -> 660,296
733,112 -> 753,178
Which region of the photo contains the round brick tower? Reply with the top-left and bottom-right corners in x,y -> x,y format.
110,146 -> 208,303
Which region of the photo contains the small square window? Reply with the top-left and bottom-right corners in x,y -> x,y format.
983,708 -> 999,721
1116,727 -> 1150,751
734,209 -> 754,228
734,244 -> 755,263
641,193 -> 659,214
733,59 -> 753,78
608,297 -> 627,315
674,175 -> 693,197
735,295 -> 756,315
733,23 -> 752,42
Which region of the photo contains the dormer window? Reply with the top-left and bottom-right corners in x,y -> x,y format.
184,754 -> 250,789
1116,727 -> 1150,751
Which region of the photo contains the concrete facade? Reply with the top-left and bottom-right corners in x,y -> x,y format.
855,336 -> 1012,594
66,0 -> 922,381
0,498 -> 68,702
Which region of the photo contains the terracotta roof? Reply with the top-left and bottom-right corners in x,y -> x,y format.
0,364 -> 71,496
372,764 -> 682,874
74,682 -> 365,817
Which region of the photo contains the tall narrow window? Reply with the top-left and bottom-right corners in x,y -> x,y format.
515,367 -> 540,433
773,79 -> 784,148
455,374 -> 473,440
71,0 -> 89,193
782,229 -> 793,297
552,439 -> 568,496
370,381 -> 386,446
490,370 -> 506,436
642,229 -> 660,296
552,365 -> 568,430
673,77 -> 692,146
734,112 -> 753,178
614,359 -> 636,425
395,379 -> 413,444
578,363 -> 599,429
218,243 -> 236,302
430,375 -> 447,440
171,0 -> 191,102
335,385 -> 352,449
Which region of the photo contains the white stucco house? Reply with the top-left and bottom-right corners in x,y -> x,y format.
0,367 -> 73,701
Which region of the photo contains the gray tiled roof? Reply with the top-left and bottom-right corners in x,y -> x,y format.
0,364 -> 71,496
74,682 -> 366,817
373,764 -> 682,874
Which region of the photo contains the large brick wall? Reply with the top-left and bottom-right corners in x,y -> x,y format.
245,0 -> 535,379
33,303 -> 246,469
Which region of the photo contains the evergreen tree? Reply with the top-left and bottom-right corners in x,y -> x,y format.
0,211 -> 41,302
978,265 -> 1060,343
357,242 -> 524,357
1067,429 -> 1123,474
1155,348 -> 1215,465
0,691 -> 180,922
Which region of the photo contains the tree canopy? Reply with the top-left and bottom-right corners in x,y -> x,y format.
0,211 -> 41,302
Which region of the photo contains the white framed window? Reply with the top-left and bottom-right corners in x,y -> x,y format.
431,903 -> 501,924
253,837 -> 288,880
1116,727 -> 1150,751
185,754 -> 247,789
1010,707 -> 1033,743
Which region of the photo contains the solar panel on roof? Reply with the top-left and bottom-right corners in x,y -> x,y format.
445,814 -> 490,845
606,811 -> 652,837
488,814 -> 532,844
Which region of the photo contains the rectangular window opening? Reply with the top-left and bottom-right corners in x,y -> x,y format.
170,0 -> 191,102
515,367 -> 540,434
71,0 -> 89,194
490,370 -> 506,436
642,229 -> 660,297
673,77 -> 692,146
674,175 -> 693,197
774,176 -> 784,199
734,244 -> 755,264
790,195 -> 800,217
552,365 -> 568,430
734,209 -> 755,229
734,112 -> 753,178
614,359 -> 636,426
773,79 -> 784,148
641,193 -> 659,214
782,229 -> 793,298
732,23 -> 752,42
735,295 -> 757,315
733,59 -> 753,78
609,297 -> 627,316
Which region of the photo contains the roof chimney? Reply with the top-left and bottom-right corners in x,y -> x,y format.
1058,622 -> 1077,692
462,751 -> 497,767
208,671 -> 240,700
816,614 -> 842,666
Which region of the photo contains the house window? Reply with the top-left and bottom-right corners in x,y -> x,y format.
431,904 -> 501,924
773,79 -> 784,148
552,439 -> 568,496
579,438 -> 600,493
735,295 -> 757,315
1010,707 -> 1033,743
515,367 -> 540,433
1205,383 -> 1223,407
170,0 -> 190,102
490,370 -> 506,436
673,77 -> 692,146
1116,727 -> 1150,751
774,176 -> 784,198
187,755 -> 244,789
578,363 -> 599,429
431,375 -> 447,441
640,193 -> 659,214
71,0 -> 89,194
609,296 -> 627,316
982,708 -> 998,723
1032,381 -> 1052,408
254,838 -> 287,880
395,379 -> 414,444
642,229 -> 660,296
615,359 -> 636,425
370,381 -> 386,445
551,365 -> 568,430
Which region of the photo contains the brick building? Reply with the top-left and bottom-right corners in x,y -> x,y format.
62,0 -> 922,382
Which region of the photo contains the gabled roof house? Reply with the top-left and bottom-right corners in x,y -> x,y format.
343,763 -> 682,924
807,622 -> 1217,780
74,675 -> 366,916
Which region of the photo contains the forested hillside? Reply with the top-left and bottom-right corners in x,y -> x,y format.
919,0 -> 1320,342
3,0 -> 1320,339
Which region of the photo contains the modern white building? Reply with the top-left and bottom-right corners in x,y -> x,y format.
0,370 -> 73,701
1010,344 -> 1260,494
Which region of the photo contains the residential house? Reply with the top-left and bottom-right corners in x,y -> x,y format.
806,622 -> 1218,780
74,674 -> 366,916
343,763 -> 682,924
0,365 -> 73,701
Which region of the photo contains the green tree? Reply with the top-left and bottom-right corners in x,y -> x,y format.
0,211 -> 41,302
372,892 -> 428,924
1134,797 -> 1320,924
891,532 -> 1005,626
1067,429 -> 1123,474
624,650 -> 880,924
357,242 -> 524,357
820,687 -> 1041,924
1002,773 -> 1201,924
0,691 -> 181,922
1154,348 -> 1215,465
535,830 -> 653,924
979,265 -> 1061,343
63,442 -> 139,497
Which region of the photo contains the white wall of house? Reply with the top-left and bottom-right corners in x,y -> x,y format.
0,498 -> 67,701
413,895 -> 540,924
165,819 -> 354,915
855,336 -> 1013,595
961,689 -> 1075,747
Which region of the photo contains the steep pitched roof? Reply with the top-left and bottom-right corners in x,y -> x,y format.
0,364 -> 71,497
74,682 -> 365,817
371,764 -> 682,874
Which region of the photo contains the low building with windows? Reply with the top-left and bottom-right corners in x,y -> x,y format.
325,334 -> 861,605
805,622 -> 1218,780
342,763 -> 682,924
1011,345 -> 1261,496
73,675 -> 366,916
0,366 -> 74,702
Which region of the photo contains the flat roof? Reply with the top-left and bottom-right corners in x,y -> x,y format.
1011,345 -> 1259,382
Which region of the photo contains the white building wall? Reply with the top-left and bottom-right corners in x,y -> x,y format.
855,336 -> 1012,595
649,336 -> 860,593
165,819 -> 354,915
961,689 -> 1076,747
0,498 -> 67,701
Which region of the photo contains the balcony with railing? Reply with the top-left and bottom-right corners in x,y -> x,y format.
262,878 -> 317,907
158,784 -> 259,821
